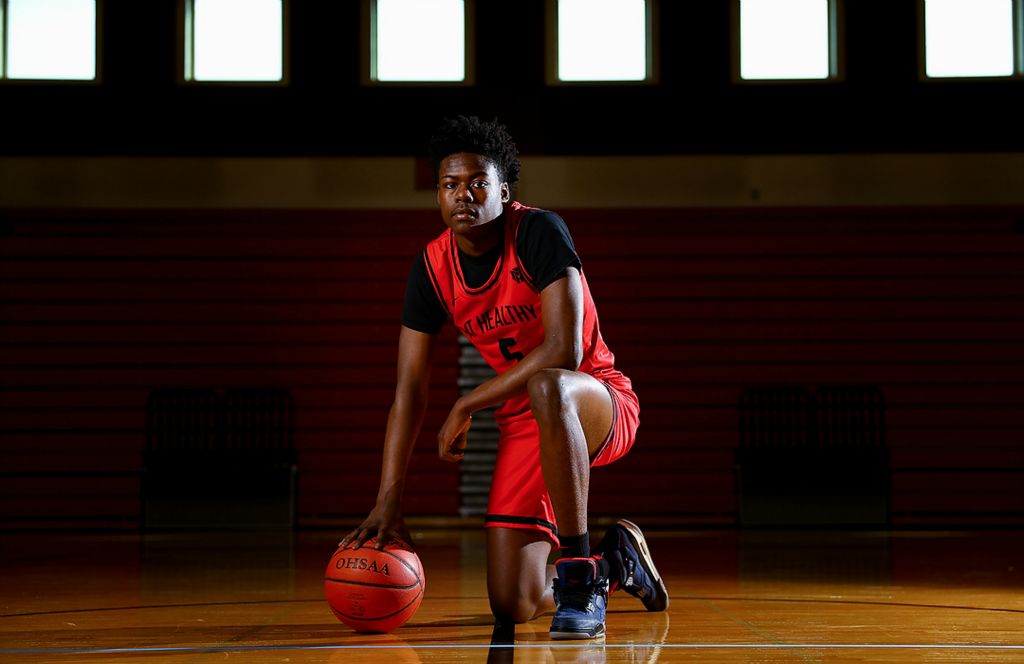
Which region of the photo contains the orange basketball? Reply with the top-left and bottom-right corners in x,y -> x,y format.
323,538 -> 425,633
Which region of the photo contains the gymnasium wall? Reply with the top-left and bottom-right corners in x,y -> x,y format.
2,202 -> 1022,528
3,1 -> 1024,528
0,208 -> 463,528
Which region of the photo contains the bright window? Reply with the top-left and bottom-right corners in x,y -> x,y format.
185,0 -> 284,82
740,0 -> 832,80
924,0 -> 1015,78
557,0 -> 648,82
372,0 -> 465,82
3,0 -> 96,80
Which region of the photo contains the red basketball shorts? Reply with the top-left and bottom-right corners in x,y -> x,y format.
484,377 -> 639,547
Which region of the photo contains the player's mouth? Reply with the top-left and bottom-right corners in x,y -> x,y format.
451,208 -> 477,221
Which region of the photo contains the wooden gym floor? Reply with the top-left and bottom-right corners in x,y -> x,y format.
0,528 -> 1021,663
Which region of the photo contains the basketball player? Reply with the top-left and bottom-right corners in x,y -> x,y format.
341,116 -> 668,639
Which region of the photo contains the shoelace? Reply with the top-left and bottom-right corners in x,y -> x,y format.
622,558 -> 651,598
623,558 -> 636,587
555,581 -> 606,612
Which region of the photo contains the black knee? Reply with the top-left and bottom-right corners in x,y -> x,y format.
489,594 -> 539,625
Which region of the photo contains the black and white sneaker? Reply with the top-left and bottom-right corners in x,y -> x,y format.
594,519 -> 669,612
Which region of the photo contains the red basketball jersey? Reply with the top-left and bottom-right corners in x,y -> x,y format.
423,201 -> 629,424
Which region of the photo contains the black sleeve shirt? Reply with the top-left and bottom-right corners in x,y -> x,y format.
401,210 -> 582,334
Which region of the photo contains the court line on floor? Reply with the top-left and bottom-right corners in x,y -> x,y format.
691,596 -> 1024,615
0,599 -> 325,619
4,595 -> 1021,620
2,644 -> 1023,655
0,597 -> 475,620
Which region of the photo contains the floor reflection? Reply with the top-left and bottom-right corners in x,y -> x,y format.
1,528 -> 1021,662
140,531 -> 297,602
738,530 -> 891,588
325,633 -> 424,663
487,620 -> 515,664
484,610 -> 670,663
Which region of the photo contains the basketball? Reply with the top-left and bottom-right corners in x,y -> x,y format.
323,538 -> 425,633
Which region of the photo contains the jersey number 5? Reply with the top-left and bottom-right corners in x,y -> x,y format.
499,337 -> 525,363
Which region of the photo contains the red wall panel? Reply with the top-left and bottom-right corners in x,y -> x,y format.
1,207 -> 1022,527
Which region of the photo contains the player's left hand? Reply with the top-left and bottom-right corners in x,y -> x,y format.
438,402 -> 472,462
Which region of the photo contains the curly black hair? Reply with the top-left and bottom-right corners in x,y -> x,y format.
428,115 -> 521,186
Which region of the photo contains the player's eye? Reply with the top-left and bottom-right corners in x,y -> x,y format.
471,180 -> 488,188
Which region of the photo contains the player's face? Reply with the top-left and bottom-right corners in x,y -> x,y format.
437,153 -> 510,236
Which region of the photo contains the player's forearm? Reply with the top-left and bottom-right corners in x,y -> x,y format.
376,392 -> 428,505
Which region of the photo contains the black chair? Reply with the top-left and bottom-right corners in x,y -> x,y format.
143,388 -> 297,528
736,385 -> 889,526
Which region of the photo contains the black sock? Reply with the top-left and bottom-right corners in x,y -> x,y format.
560,532 -> 590,558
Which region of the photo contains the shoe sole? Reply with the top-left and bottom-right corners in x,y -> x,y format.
550,626 -> 606,640
617,518 -> 670,611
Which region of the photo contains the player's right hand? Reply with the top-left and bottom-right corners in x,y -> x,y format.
339,501 -> 413,551
438,404 -> 472,462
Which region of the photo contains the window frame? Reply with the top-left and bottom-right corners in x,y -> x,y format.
0,0 -> 103,85
731,0 -> 845,85
177,0 -> 291,87
545,0 -> 659,86
361,0 -> 476,87
917,0 -> 1024,81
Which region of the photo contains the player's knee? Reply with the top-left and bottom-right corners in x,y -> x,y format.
489,594 -> 540,625
488,573 -> 543,624
527,369 -> 575,422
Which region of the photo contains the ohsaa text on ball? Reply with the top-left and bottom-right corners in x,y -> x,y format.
335,557 -> 390,576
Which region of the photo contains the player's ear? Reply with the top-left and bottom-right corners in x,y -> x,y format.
500,182 -> 510,203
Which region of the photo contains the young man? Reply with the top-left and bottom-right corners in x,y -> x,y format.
341,116 -> 668,639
